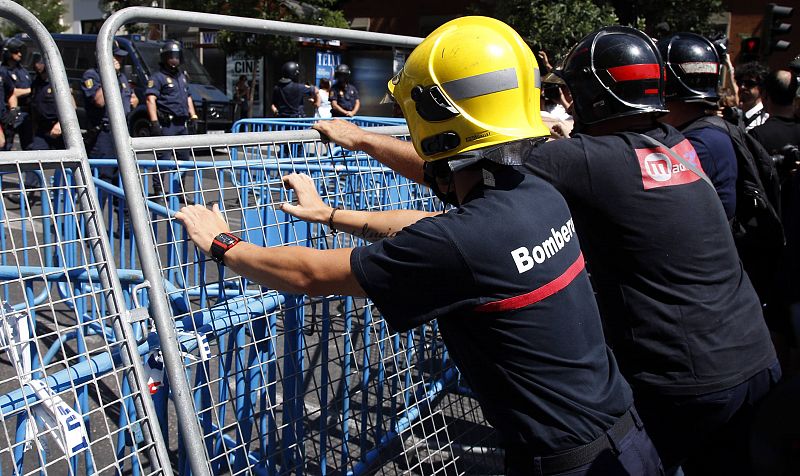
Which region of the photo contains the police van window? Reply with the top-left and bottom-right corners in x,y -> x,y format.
134,41 -> 213,85
75,47 -> 91,72
60,45 -> 80,72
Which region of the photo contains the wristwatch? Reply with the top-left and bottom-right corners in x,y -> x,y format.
210,233 -> 242,264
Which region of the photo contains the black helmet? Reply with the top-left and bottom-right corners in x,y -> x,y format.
548,26 -> 667,125
334,63 -> 351,81
2,37 -> 24,63
160,40 -> 182,64
658,33 -> 721,106
281,61 -> 300,81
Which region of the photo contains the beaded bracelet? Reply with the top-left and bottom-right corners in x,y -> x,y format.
328,206 -> 343,234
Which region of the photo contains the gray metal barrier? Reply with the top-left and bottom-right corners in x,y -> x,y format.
98,7 -> 502,475
0,1 -> 172,475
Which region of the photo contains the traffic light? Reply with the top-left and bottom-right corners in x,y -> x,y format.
741,37 -> 761,62
762,3 -> 793,56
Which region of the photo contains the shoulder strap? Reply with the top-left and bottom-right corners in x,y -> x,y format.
636,133 -> 714,188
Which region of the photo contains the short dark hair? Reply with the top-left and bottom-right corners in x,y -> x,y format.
764,70 -> 798,106
735,62 -> 769,86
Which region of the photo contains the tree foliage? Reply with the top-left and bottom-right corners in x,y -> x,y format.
472,0 -> 725,62
473,0 -> 617,61
604,0 -> 725,37
2,0 -> 67,36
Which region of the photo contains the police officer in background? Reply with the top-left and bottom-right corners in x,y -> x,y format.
176,17 -> 663,475
146,40 -> 197,197
270,61 -> 316,118
28,54 -> 62,151
314,26 -> 779,476
0,37 -> 32,151
330,63 -> 359,117
82,42 -> 138,164
0,60 -> 8,150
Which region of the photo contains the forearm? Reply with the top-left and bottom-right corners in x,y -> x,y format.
332,208 -> 438,242
223,242 -> 365,296
188,97 -> 197,117
351,99 -> 360,116
94,88 -> 105,107
13,88 -> 30,99
331,101 -> 346,115
358,133 -> 426,183
146,96 -> 158,121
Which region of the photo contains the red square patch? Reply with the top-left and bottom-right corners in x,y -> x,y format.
635,139 -> 704,190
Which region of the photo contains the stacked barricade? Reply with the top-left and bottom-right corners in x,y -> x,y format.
0,2 -> 172,475
96,8 -> 504,475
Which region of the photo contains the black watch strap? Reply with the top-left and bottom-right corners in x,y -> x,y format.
210,232 -> 242,264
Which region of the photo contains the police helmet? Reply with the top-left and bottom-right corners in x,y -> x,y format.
658,33 -> 721,106
388,16 -> 550,162
281,61 -> 300,81
160,40 -> 182,64
546,26 -> 668,125
334,64 -> 351,81
2,37 -> 24,63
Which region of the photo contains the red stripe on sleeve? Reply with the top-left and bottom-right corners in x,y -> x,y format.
474,252 -> 586,313
607,64 -> 661,82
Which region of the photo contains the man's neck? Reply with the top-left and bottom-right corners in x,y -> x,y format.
662,102 -> 709,128
765,101 -> 795,120
453,168 -> 483,204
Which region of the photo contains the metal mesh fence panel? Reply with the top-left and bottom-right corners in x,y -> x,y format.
0,1 -> 171,475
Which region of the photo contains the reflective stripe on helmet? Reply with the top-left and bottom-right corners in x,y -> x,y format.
678,62 -> 719,75
443,68 -> 520,100
607,64 -> 660,82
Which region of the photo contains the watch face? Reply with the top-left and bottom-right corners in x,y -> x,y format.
217,233 -> 237,246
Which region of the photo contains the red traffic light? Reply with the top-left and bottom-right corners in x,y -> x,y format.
742,37 -> 761,54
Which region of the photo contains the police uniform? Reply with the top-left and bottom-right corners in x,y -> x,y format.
28,72 -> 63,150
330,82 -> 359,117
146,65 -> 193,197
353,165 -> 661,475
0,62 -> 33,150
82,68 -> 133,159
271,79 -> 314,118
520,124 -> 779,474
0,73 -> 7,139
146,65 -> 191,160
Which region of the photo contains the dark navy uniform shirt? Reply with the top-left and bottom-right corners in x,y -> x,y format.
351,167 -> 632,454
145,67 -> 190,118
683,125 -> 737,219
81,68 -> 133,127
331,82 -> 358,116
518,125 -> 775,396
0,73 -> 7,117
271,80 -> 314,117
0,63 -> 31,106
31,74 -> 57,128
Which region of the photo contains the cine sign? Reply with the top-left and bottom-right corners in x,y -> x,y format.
233,60 -> 257,74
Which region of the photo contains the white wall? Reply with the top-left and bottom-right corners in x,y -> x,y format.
63,0 -> 105,33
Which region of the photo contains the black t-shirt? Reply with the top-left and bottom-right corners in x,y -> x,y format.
351,167 -> 632,454
518,125 -> 775,395
750,115 -> 800,156
271,80 -> 313,117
